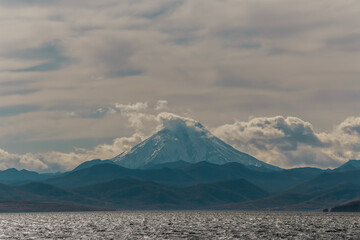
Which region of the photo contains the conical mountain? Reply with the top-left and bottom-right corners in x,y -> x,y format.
112,116 -> 280,171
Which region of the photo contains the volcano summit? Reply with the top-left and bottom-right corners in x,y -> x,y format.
112,115 -> 279,171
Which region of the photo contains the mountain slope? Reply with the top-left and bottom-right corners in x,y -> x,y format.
176,162 -> 324,192
0,199 -> 109,213
141,160 -> 191,170
333,160 -> 360,172
0,177 -> 269,210
72,178 -> 268,209
0,182 -> 105,209
44,161 -> 321,192
183,179 -> 268,204
289,170 -> 360,194
221,183 -> 360,211
0,183 -> 39,200
331,199 -> 360,212
44,163 -> 196,189
72,159 -> 116,172
15,182 -> 103,206
112,118 -> 280,171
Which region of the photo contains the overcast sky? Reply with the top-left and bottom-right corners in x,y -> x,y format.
1,0 -> 360,172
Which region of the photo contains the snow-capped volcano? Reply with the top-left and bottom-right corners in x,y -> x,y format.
112,115 -> 280,171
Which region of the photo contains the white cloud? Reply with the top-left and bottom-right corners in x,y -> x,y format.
157,112 -> 194,125
213,116 -> 360,168
320,117 -> 360,162
0,132 -> 146,173
155,100 -> 168,111
0,149 -> 48,172
115,102 -> 148,113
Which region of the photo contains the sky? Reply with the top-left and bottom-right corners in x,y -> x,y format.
1,0 -> 360,172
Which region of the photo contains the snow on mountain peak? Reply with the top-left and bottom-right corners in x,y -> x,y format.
112,113 -> 280,171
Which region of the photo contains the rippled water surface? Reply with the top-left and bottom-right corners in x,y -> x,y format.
0,211 -> 359,239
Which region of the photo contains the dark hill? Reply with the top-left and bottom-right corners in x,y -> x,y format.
141,160 -> 191,170
14,182 -> 103,206
289,170 -> 360,194
72,178 -> 268,209
45,163 -> 195,189
222,182 -> 360,211
0,183 -> 39,200
179,162 -> 324,192
331,200 -> 360,212
72,159 -> 116,172
0,182 -> 103,207
183,179 -> 268,205
332,160 -> 360,172
0,199 -> 111,213
44,162 -> 324,192
0,168 -> 50,185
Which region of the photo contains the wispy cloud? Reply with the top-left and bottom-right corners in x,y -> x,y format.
155,100 -> 168,111
0,105 -> 40,117
10,43 -> 68,72
115,102 -> 148,113
66,102 -> 149,119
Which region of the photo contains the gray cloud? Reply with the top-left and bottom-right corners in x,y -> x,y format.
0,105 -> 40,117
8,43 -> 68,72
0,88 -> 39,96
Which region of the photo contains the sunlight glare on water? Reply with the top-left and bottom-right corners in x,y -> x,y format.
0,211 -> 359,239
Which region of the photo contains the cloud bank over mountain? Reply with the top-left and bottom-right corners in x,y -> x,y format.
1,107 -> 360,172
214,116 -> 339,168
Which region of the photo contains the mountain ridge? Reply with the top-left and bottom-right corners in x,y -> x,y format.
0,160 -> 360,211
43,161 -> 323,193
333,160 -> 360,172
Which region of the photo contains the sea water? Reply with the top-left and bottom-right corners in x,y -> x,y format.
0,211 -> 359,239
